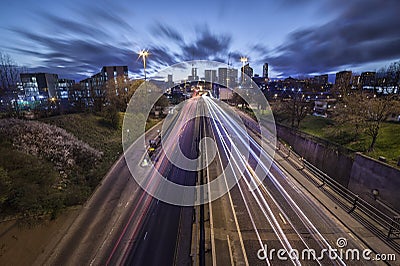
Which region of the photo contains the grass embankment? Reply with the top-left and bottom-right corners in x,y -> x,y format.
42,113 -> 123,182
294,115 -> 400,167
0,143 -> 60,218
43,113 -> 161,177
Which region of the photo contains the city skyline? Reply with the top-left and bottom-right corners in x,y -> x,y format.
0,0 -> 399,81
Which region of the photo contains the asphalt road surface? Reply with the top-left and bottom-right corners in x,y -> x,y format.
38,95 -> 397,266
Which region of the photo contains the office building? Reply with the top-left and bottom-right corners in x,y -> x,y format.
360,71 -> 376,88
240,63 -> 253,82
263,63 -> 269,79
218,67 -> 238,88
57,78 -> 75,100
20,73 -> 59,101
188,67 -> 199,81
204,69 -> 217,83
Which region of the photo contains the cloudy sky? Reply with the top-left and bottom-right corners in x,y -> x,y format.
0,0 -> 399,81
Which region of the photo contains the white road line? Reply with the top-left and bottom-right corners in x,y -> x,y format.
226,234 -> 235,266
202,102 -> 217,266
207,97 -> 344,266
279,213 -> 287,225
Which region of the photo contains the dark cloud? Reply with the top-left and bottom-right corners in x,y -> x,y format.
8,10 -> 145,81
74,5 -> 136,34
278,0 -> 317,6
37,13 -> 110,40
179,27 -> 232,61
150,23 -> 184,43
146,45 -> 179,68
264,0 -> 400,76
8,0 -> 399,81
149,23 -> 234,65
10,27 -> 145,80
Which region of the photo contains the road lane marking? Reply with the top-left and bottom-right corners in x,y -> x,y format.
144,231 -> 148,240
203,111 -> 217,266
279,213 -> 287,225
207,104 -> 249,266
227,235 -> 235,266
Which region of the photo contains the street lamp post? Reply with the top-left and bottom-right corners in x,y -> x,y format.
240,56 -> 248,86
138,49 -> 149,111
138,50 -> 149,81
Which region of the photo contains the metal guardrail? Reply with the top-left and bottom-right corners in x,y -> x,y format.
273,144 -> 400,254
389,216 -> 400,239
291,152 -> 400,252
297,155 -> 400,242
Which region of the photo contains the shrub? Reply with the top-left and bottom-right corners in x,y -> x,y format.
0,119 -> 103,180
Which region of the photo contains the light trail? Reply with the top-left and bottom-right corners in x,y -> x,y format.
205,98 -> 300,266
204,96 -> 346,265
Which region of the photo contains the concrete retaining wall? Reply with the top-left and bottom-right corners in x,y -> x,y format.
276,124 -> 354,187
349,153 -> 400,211
276,124 -> 400,211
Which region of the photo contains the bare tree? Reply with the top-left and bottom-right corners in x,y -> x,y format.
276,92 -> 312,128
335,91 -> 399,151
0,52 -> 22,115
333,92 -> 365,141
386,61 -> 400,94
363,94 -> 399,151
0,52 -> 20,90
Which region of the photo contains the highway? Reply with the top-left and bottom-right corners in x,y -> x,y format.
201,95 -> 382,265
38,95 -> 395,265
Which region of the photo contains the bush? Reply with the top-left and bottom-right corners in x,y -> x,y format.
0,118 -> 104,220
0,167 -> 11,205
0,119 -> 102,179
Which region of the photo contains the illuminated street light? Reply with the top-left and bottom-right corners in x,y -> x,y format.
138,49 -> 149,80
240,56 -> 248,85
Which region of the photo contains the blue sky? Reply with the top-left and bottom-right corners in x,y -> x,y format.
0,0 -> 399,81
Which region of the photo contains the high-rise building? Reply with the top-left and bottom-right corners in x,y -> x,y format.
101,66 -> 128,82
312,74 -> 328,85
334,71 -> 352,94
218,67 -> 238,88
335,71 -> 352,86
241,63 -> 253,85
242,63 -> 253,78
167,74 -> 173,83
167,74 -> 174,88
188,67 -> 199,81
20,73 -> 59,101
228,68 -> 238,88
263,63 -> 269,79
218,68 -> 228,87
57,79 -> 75,100
77,65 -> 129,107
204,70 -> 217,83
360,71 -> 376,88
